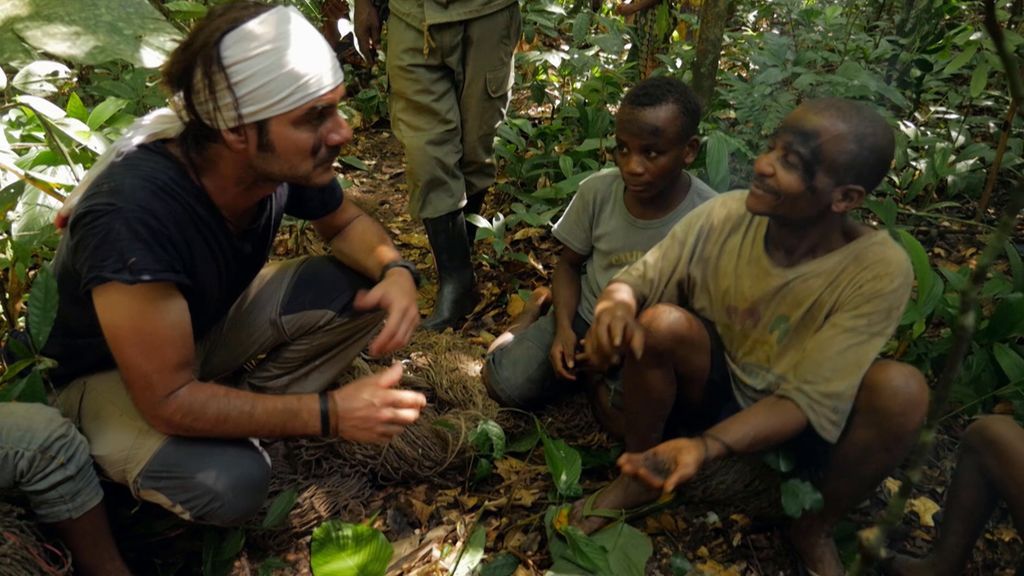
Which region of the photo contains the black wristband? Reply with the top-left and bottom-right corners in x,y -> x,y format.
379,259 -> 421,288
319,391 -> 331,436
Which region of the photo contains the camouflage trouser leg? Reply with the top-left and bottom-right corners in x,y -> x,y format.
387,5 -> 522,219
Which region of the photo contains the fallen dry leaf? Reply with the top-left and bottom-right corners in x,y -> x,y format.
511,487 -> 540,507
882,477 -> 902,499
906,496 -> 941,527
986,525 -> 1022,544
397,232 -> 430,249
506,293 -> 526,318
409,498 -> 433,527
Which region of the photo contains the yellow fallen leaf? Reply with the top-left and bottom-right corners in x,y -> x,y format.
883,477 -> 902,499
906,496 -> 941,527
511,487 -> 540,507
506,294 -> 525,318
552,506 -> 571,532
986,525 -> 1022,543
397,232 -> 430,249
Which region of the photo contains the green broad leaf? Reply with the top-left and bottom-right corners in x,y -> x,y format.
560,526 -> 612,575
51,116 -> 108,155
896,230 -> 935,307
992,343 -> 1024,384
27,266 -> 58,352
202,527 -> 245,576
970,61 -> 990,98
65,92 -> 88,122
1,358 -> 35,383
576,138 -> 610,152
762,449 -> 796,473
704,132 -> 731,192
262,488 -> 298,529
4,0 -> 182,68
540,427 -> 583,498
340,156 -> 369,171
1006,241 -> 1024,293
163,1 -> 208,19
470,419 -> 507,459
473,458 -> 494,482
452,525 -> 486,576
943,44 -> 978,75
781,478 -> 824,518
507,427 -> 540,453
479,553 -> 519,576
87,97 -> 129,130
669,553 -> 694,575
310,521 -> 393,576
863,196 -> 897,229
0,369 -> 47,403
571,12 -> 592,46
257,556 -> 290,576
11,61 -> 71,97
559,155 -> 574,179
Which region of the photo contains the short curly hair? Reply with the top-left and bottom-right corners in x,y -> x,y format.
620,76 -> 702,142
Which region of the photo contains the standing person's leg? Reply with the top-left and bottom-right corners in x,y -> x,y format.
886,415 -> 1024,576
788,360 -> 928,576
459,4 -> 521,244
0,403 -> 131,576
572,303 -> 720,533
387,16 -> 474,330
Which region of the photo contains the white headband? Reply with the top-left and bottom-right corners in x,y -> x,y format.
56,5 -> 343,226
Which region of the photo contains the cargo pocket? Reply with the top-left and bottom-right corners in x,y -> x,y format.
485,61 -> 514,99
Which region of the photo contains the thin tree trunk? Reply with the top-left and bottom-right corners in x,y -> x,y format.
692,0 -> 730,110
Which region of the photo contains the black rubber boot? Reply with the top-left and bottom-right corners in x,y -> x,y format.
422,209 -> 476,331
463,192 -> 487,248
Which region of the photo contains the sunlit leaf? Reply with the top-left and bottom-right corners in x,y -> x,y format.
310,521 -> 392,576
11,60 -> 71,97
87,97 -> 129,130
540,427 -> 582,498
452,525 -> 486,576
781,478 -> 824,518
65,92 -> 88,122
470,419 -> 507,459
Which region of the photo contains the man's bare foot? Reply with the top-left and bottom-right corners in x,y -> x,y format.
882,554 -> 941,576
787,517 -> 844,576
487,287 -> 553,354
569,473 -> 661,534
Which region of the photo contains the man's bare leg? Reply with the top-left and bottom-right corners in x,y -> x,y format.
50,501 -> 132,576
485,287 -> 552,354
571,304 -> 713,534
789,360 -> 928,576
886,415 -> 1024,576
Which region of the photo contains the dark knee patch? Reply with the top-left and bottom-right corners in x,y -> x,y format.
138,437 -> 271,526
281,256 -> 373,317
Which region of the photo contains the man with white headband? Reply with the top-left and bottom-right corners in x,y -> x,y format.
353,0 -> 521,330
43,2 -> 426,525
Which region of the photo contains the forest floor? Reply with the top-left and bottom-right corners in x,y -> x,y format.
90,125 -> 1023,576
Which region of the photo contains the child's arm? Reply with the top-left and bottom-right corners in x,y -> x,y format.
550,245 -> 588,380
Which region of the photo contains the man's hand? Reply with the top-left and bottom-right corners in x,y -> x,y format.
329,363 -> 426,443
549,328 -> 579,380
584,285 -> 643,372
617,437 -> 706,494
353,0 -> 382,66
353,267 -> 420,357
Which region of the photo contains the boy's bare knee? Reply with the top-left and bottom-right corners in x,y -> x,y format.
860,360 -> 929,432
962,415 -> 1021,456
637,304 -> 703,351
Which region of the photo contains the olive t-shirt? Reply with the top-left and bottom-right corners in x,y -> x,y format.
552,168 -> 717,324
615,190 -> 913,442
44,141 -> 343,385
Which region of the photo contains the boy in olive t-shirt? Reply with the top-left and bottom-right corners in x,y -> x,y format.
483,77 -> 715,434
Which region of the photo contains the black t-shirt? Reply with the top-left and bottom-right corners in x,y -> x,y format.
44,141 -> 343,385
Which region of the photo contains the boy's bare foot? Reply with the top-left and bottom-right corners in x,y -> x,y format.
569,473 -> 660,534
508,287 -> 552,333
487,287 -> 553,354
787,518 -> 844,576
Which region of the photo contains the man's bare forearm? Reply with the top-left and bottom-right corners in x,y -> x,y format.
702,395 -> 810,461
148,379 -> 321,438
552,257 -> 582,333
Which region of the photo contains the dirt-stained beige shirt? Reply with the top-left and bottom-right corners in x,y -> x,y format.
615,190 -> 913,442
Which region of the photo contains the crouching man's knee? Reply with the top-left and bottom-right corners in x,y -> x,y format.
137,437 -> 271,527
859,359 -> 929,436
